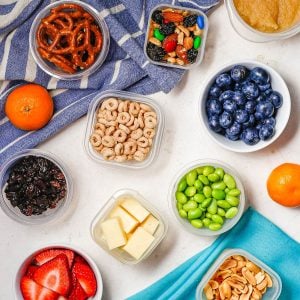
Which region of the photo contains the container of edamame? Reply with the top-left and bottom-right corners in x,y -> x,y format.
169,159 -> 246,236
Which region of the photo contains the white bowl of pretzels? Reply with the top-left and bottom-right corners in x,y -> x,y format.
84,90 -> 165,169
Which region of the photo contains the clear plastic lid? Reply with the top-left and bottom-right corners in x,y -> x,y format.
84,90 -> 165,169
90,188 -> 168,264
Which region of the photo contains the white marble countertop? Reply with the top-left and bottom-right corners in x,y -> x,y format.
1,4 -> 300,300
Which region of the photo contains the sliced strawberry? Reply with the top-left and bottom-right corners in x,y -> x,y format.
69,277 -> 88,300
35,249 -> 74,268
74,255 -> 88,266
72,262 -> 97,297
33,254 -> 71,296
20,276 -> 58,300
26,265 -> 38,279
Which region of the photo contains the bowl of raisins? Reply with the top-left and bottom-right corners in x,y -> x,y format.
0,149 -> 73,225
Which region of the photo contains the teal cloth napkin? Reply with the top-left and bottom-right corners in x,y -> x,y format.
127,207 -> 300,300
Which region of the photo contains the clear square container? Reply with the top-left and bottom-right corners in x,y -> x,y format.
90,188 -> 168,264
144,4 -> 208,69
84,90 -> 165,169
196,248 -> 282,300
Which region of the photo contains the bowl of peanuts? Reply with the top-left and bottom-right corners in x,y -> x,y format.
196,249 -> 282,300
84,90 -> 165,168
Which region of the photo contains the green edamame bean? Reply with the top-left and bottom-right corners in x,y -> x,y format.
227,188 -> 241,196
225,195 -> 240,206
211,181 -> 226,190
205,212 -> 212,219
200,212 -> 206,220
225,188 -> 230,193
215,168 -> 225,179
203,218 -> 211,227
194,179 -> 203,191
191,219 -> 203,228
224,174 -> 236,189
194,193 -> 205,203
208,173 -> 220,182
196,167 -> 204,174
177,179 -> 187,192
207,199 -> 218,214
176,192 -> 187,204
211,214 -> 224,225
183,200 -> 198,211
153,28 -> 165,41
225,207 -> 238,219
177,202 -> 183,210
203,186 -> 212,198
217,208 -> 226,217
179,209 -> 187,218
212,189 -> 226,200
217,200 -> 232,209
203,166 -> 215,176
185,186 -> 196,197
198,174 -> 209,185
201,198 -> 212,208
188,208 -> 203,220
186,170 -> 198,186
209,222 -> 222,231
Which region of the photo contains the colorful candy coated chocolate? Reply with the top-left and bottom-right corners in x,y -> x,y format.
193,36 -> 202,49
197,15 -> 205,29
154,28 -> 165,41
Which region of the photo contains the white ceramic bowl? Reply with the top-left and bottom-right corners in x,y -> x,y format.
169,159 -> 246,236
199,60 -> 291,153
14,244 -> 103,299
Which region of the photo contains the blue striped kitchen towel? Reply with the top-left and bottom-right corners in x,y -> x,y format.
0,0 -> 219,165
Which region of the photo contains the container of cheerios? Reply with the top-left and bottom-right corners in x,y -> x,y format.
84,90 -> 165,169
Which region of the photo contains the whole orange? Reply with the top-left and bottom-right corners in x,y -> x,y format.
5,84 -> 53,131
267,163 -> 300,207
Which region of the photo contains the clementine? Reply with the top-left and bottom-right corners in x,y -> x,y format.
267,163 -> 300,207
5,84 -> 53,131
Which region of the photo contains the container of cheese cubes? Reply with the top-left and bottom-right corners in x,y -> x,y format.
90,189 -> 167,264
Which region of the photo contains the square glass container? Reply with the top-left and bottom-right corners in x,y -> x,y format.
144,4 -> 208,69
84,90 -> 165,169
90,189 -> 168,264
196,248 -> 282,300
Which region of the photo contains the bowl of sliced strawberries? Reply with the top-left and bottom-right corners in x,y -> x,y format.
15,244 -> 103,300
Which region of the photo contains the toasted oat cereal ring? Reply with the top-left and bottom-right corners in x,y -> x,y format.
148,138 -> 153,146
95,122 -> 106,131
126,114 -> 135,127
106,110 -> 117,121
145,116 -> 157,129
140,103 -> 153,112
94,144 -> 104,152
137,137 -> 149,148
138,116 -> 144,128
117,112 -> 130,124
105,126 -> 115,136
97,110 -> 106,119
119,124 -> 130,134
124,141 -> 137,155
138,110 -> 145,118
94,129 -> 104,137
129,119 -> 139,131
97,118 -> 107,125
124,100 -> 130,112
133,150 -> 146,162
107,120 -> 118,127
90,133 -> 102,147
143,127 -> 155,139
114,155 -> 127,162
103,98 -> 119,111
129,102 -> 140,116
113,129 -> 127,142
101,147 -> 115,160
130,128 -> 143,140
138,146 -> 150,154
144,111 -> 157,119
118,101 -> 125,113
102,135 -> 115,147
114,143 -> 124,155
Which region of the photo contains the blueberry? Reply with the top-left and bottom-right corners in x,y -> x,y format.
263,89 -> 273,96
223,99 -> 238,113
243,114 -> 256,128
225,133 -> 240,141
242,81 -> 259,100
258,83 -> 271,92
264,117 -> 276,127
235,109 -> 249,124
216,73 -> 232,89
256,94 -> 267,103
209,85 -> 222,98
230,65 -> 249,82
226,122 -> 242,136
240,128 -> 260,145
219,112 -> 234,129
232,91 -> 246,106
219,90 -> 234,103
259,124 -> 275,141
245,101 -> 256,113
208,115 -> 222,133
256,123 -> 263,131
234,83 -> 243,91
256,101 -> 275,118
250,67 -> 270,85
268,91 -> 283,109
254,112 -> 264,121
206,99 -> 223,115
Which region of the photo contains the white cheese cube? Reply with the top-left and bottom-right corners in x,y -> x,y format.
120,198 -> 150,223
100,218 -> 127,250
122,227 -> 155,260
109,206 -> 139,234
141,214 -> 160,235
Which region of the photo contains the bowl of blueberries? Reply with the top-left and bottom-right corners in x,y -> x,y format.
199,60 -> 291,152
